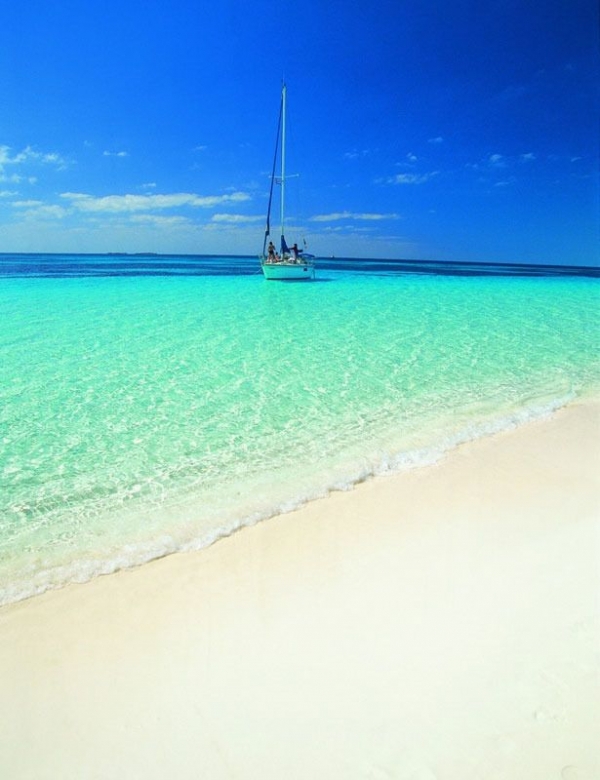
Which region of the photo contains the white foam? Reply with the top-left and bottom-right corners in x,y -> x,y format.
0,391 -> 576,609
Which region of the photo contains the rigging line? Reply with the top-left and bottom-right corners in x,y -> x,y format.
262,91 -> 284,257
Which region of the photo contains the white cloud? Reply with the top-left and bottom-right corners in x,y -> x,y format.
467,152 -> 536,173
211,213 -> 263,223
129,214 -> 190,227
387,172 -> 439,185
0,145 -> 69,188
13,202 -> 68,219
469,152 -> 536,172
310,211 -> 400,222
103,150 -> 129,158
0,145 -> 67,168
60,191 -> 251,213
0,145 -> 25,165
36,205 -> 69,219
344,149 -> 370,160
428,137 -> 444,144
0,172 -> 38,184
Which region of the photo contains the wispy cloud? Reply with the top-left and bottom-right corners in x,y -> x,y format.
468,152 -> 537,172
11,201 -> 68,219
0,146 -> 31,166
428,137 -> 444,144
0,173 -> 37,184
0,145 -> 69,185
129,214 -> 190,227
42,153 -> 65,164
60,191 -> 251,213
488,154 -> 505,167
386,172 -> 439,185
316,224 -> 379,235
310,211 -> 400,222
103,150 -> 129,158
344,149 -> 371,160
211,213 -> 263,223
394,153 -> 419,169
33,205 -> 69,219
0,145 -> 68,168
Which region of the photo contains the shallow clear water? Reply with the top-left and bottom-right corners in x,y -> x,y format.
1,255 -> 599,604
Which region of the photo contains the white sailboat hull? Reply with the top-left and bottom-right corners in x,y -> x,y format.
261,261 -> 315,281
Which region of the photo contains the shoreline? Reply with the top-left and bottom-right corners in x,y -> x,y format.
0,391 -> 590,609
1,398 -> 599,778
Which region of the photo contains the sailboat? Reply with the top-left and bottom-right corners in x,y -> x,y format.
260,84 -> 316,281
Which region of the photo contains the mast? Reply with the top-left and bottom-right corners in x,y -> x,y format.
280,83 -> 286,249
262,87 -> 283,257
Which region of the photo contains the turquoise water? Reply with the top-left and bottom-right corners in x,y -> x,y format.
1,256 -> 599,604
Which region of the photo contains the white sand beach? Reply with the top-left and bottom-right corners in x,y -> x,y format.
0,400 -> 599,780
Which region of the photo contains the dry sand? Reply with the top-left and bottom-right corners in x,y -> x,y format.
1,400 -> 599,779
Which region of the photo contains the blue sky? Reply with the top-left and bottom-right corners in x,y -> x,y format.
1,0 -> 598,264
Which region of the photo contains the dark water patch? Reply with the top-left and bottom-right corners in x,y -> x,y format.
0,254 -> 261,278
319,257 -> 600,279
0,253 -> 598,279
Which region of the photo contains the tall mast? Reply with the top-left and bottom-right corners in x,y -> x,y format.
280,83 -> 286,244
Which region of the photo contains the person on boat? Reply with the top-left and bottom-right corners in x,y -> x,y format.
267,241 -> 277,263
290,243 -> 300,261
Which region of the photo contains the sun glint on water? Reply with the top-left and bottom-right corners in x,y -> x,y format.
1,255 -> 599,604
